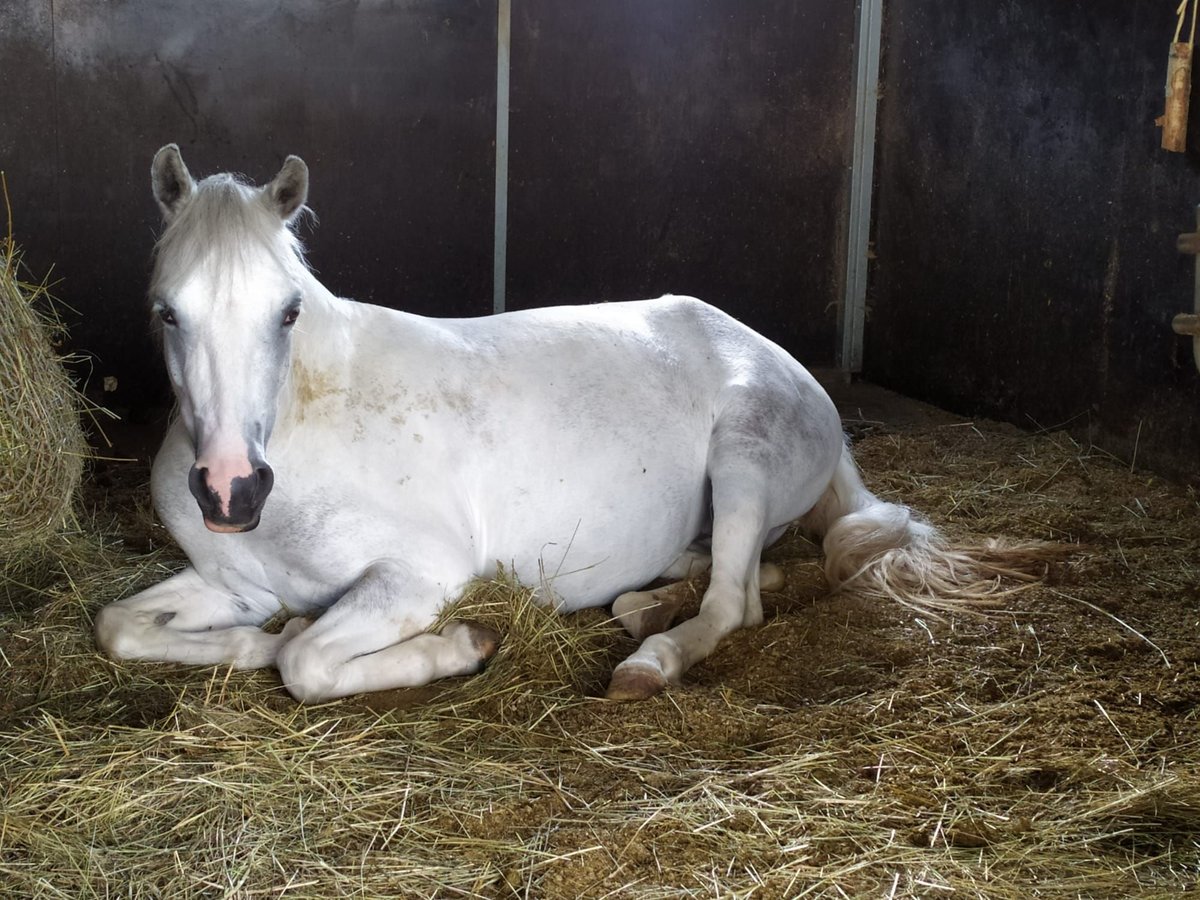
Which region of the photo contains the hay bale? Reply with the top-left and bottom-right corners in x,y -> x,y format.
0,239 -> 87,565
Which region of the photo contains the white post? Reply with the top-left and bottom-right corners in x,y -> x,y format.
493,0 -> 512,315
840,0 -> 883,372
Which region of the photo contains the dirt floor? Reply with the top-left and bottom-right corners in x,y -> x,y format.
1,383 -> 1197,898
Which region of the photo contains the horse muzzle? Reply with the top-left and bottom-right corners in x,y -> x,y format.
188,461 -> 275,533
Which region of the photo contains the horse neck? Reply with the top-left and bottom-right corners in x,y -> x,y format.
279,273 -> 444,429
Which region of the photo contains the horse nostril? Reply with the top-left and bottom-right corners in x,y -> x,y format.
255,464 -> 275,499
188,465 -> 210,503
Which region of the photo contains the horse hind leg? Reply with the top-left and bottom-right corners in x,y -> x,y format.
656,540 -> 784,593
612,581 -> 696,643
607,470 -> 772,700
612,542 -> 786,642
611,543 -> 708,641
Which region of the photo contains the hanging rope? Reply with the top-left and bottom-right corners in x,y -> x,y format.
1162,0 -> 1200,151
1174,0 -> 1200,44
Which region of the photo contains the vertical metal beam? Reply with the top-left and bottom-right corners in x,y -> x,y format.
493,0 -> 511,315
840,0 -> 883,373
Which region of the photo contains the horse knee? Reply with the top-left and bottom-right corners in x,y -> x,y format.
277,639 -> 339,704
95,605 -> 139,660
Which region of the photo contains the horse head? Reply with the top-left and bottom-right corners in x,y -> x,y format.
149,144 -> 309,532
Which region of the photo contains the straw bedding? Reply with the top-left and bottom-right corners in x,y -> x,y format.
1,405 -> 1197,898
0,236 -> 88,566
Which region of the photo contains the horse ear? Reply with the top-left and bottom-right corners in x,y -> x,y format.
263,156 -> 309,224
151,144 -> 195,222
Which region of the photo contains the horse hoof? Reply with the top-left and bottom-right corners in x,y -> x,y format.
612,588 -> 684,641
760,562 -> 785,593
280,617 -> 314,641
605,662 -> 668,701
447,621 -> 503,662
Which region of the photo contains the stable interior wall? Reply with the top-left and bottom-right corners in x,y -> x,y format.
505,1 -> 854,358
0,0 -> 500,413
0,0 -> 855,420
1,0 -> 498,413
868,2 -> 1200,480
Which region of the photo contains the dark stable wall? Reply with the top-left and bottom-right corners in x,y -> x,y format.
0,0 -> 855,420
869,2 -> 1200,480
1,0 -> 498,414
506,1 -> 855,359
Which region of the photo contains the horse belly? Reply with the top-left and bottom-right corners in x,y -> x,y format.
482,447 -> 710,611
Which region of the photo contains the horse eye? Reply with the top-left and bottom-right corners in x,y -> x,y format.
282,306 -> 301,327
157,306 -> 178,327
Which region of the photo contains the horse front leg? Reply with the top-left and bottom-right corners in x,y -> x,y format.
275,559 -> 499,703
95,566 -> 289,669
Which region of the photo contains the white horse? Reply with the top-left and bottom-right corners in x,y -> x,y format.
96,146 -> 1053,703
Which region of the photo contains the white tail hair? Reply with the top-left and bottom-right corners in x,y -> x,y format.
801,445 -> 1065,617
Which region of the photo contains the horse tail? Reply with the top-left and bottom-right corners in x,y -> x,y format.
800,444 -> 1064,617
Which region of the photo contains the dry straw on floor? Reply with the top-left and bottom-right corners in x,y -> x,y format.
1,406 -> 1198,897
0,183 -> 89,566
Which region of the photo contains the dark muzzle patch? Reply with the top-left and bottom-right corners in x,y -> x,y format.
188,463 -> 275,532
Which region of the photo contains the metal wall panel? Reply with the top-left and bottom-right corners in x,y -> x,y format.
2,0 -> 856,412
2,0 -> 497,411
505,1 -> 856,365
869,2 -> 1200,480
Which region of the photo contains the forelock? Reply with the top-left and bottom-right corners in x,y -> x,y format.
149,173 -> 310,299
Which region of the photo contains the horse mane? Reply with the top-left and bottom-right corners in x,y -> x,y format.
149,173 -> 312,302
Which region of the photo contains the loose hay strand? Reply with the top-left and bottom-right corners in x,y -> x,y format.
1046,586 -> 1172,668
